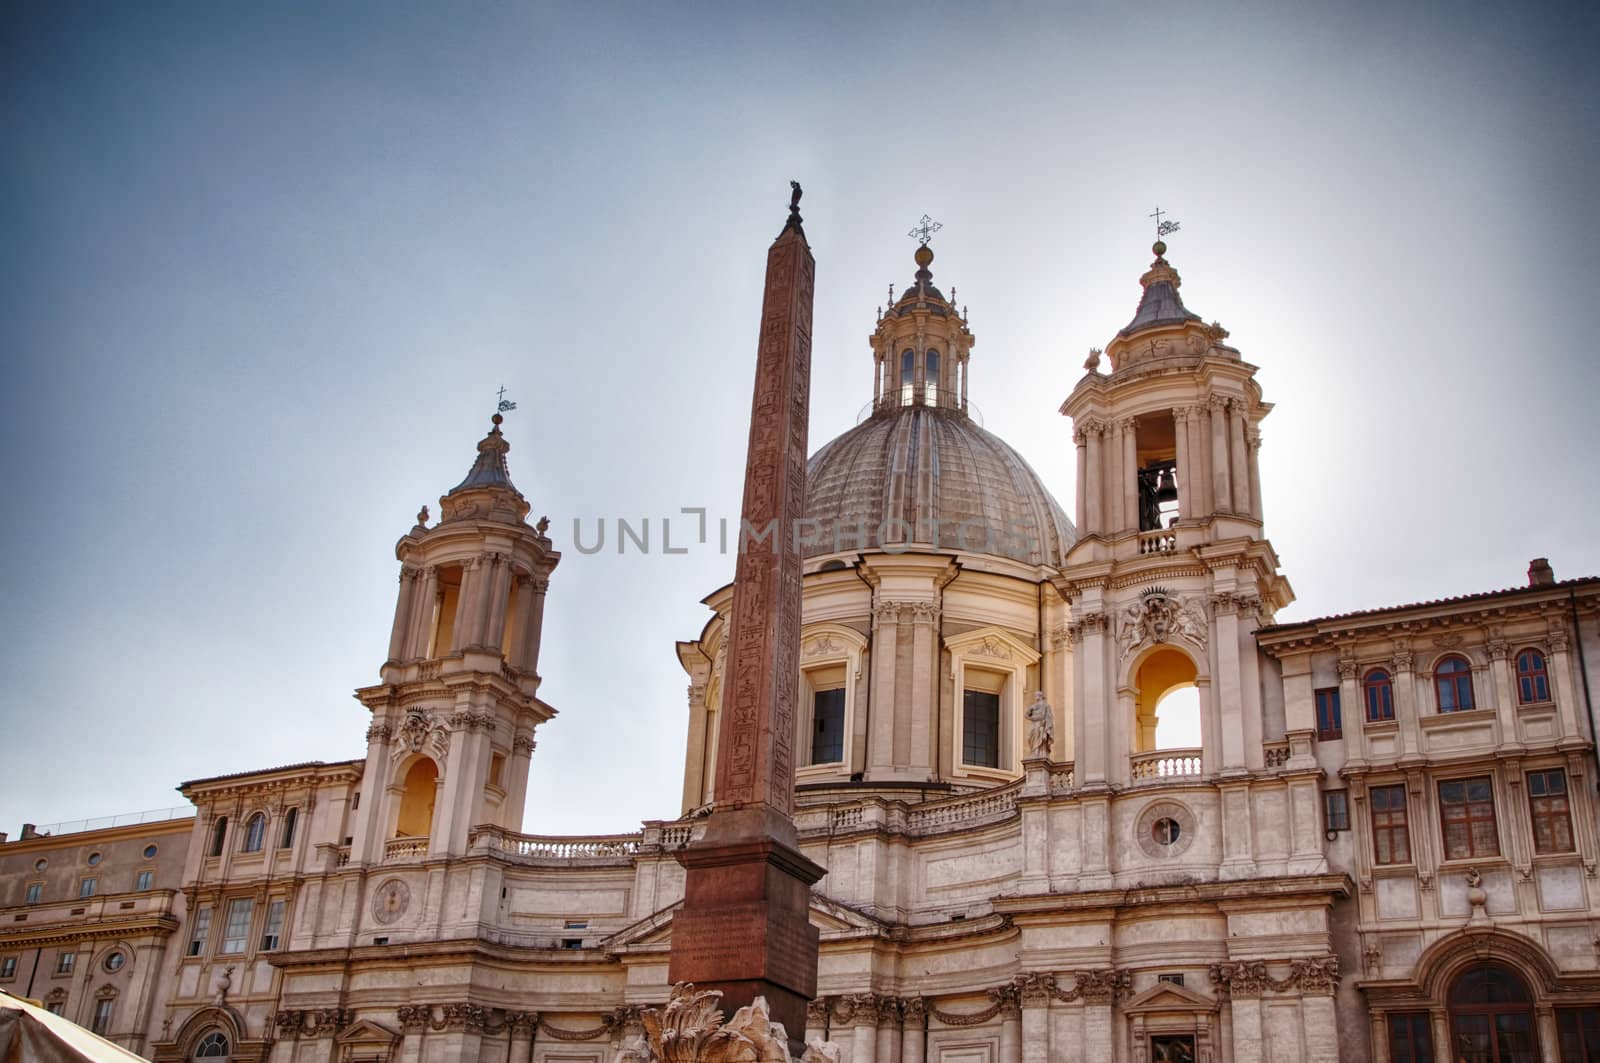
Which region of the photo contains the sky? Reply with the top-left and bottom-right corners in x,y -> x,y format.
2,1 -> 1597,837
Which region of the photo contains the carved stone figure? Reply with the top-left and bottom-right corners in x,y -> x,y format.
638,983 -> 839,1062
1025,691 -> 1054,757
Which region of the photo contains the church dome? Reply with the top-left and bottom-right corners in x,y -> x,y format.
804,404 -> 1075,566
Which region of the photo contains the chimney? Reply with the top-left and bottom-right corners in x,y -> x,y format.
0,832 -> 8,843
1529,558 -> 1555,587
20,823 -> 37,840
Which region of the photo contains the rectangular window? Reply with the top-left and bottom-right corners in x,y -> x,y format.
187,907 -> 211,957
56,952 -> 74,974
78,878 -> 96,899
1150,1035 -> 1196,1062
25,883 -> 41,905
135,870 -> 153,891
46,1000 -> 63,1016
1370,784 -> 1412,865
1315,687 -> 1342,740
1439,776 -> 1500,860
0,957 -> 16,979
92,997 -> 113,1035
1388,1012 -> 1434,1063
1559,1007 -> 1600,1063
220,898 -> 253,954
1529,769 -> 1576,854
1324,790 -> 1351,832
962,689 -> 1001,769
1157,973 -> 1185,986
811,688 -> 846,764
260,899 -> 285,951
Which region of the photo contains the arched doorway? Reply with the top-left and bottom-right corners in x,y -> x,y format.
394,757 -> 439,839
1448,963 -> 1539,1063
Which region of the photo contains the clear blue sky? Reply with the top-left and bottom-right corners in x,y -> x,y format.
3,1 -> 1596,835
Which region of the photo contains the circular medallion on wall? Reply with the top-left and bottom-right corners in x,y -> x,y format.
372,877 -> 411,925
1136,799 -> 1196,859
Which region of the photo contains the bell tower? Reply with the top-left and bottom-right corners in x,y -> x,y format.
349,413 -> 559,863
1058,234 -> 1308,881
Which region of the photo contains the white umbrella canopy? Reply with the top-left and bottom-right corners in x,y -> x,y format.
0,990 -> 151,1062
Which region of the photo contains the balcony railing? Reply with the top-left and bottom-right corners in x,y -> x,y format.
21,806 -> 193,840
1138,529 -> 1178,555
384,837 -> 429,861
1130,748 -> 1203,780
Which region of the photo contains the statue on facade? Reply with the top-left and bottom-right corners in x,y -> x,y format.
1025,691 -> 1054,758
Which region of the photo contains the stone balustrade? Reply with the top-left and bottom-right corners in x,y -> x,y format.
1138,528 -> 1178,555
906,781 -> 1020,834
384,837 -> 429,861
1263,741 -> 1290,768
471,825 -> 642,861
1129,747 -> 1203,780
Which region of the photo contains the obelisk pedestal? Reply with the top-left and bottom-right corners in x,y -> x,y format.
666,185 -> 824,1047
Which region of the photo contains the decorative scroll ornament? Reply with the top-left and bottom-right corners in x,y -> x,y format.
1117,587 -> 1207,660
638,984 -> 839,1062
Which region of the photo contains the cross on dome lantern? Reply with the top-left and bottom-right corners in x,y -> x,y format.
908,214 -> 943,246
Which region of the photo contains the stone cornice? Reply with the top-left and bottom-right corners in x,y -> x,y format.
0,914 -> 180,949
1257,579 -> 1600,652
993,873 -> 1352,917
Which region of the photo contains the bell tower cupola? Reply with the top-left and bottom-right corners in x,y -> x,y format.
350,412 -> 560,864
1063,237 -> 1277,557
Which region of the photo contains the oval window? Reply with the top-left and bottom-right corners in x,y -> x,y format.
143,845 -> 158,859
1152,818 -> 1182,846
104,951 -> 125,972
87,852 -> 102,867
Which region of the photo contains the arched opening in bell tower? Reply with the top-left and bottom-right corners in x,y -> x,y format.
1133,411 -> 1182,532
1133,647 -> 1200,754
394,757 -> 439,839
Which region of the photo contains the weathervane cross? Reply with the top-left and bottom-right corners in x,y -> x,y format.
1149,205 -> 1181,240
908,214 -> 943,246
496,385 -> 517,414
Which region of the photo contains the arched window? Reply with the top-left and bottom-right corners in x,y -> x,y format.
241,813 -> 266,853
925,349 -> 940,406
280,807 -> 298,849
899,350 -> 915,406
1447,963 -> 1538,1063
209,817 -> 228,858
1435,655 -> 1475,713
1363,669 -> 1394,722
1516,649 -> 1550,704
194,1030 -> 231,1058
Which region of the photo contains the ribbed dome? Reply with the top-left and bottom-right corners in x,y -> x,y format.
805,405 -> 1074,566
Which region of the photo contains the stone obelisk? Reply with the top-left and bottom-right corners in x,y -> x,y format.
667,183 -> 824,1045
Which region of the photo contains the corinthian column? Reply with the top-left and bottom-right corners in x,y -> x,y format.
1173,407 -> 1191,521
1074,428 -> 1088,533
1209,398 -> 1232,514
1229,400 -> 1250,515
1119,417 -> 1138,533
1085,422 -> 1104,535
387,566 -> 418,662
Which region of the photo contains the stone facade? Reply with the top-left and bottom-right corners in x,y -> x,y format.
3,235 -> 1599,1063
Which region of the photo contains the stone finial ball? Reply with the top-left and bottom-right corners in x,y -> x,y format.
1152,240 -> 1167,257
492,413 -> 503,426
914,245 -> 934,268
